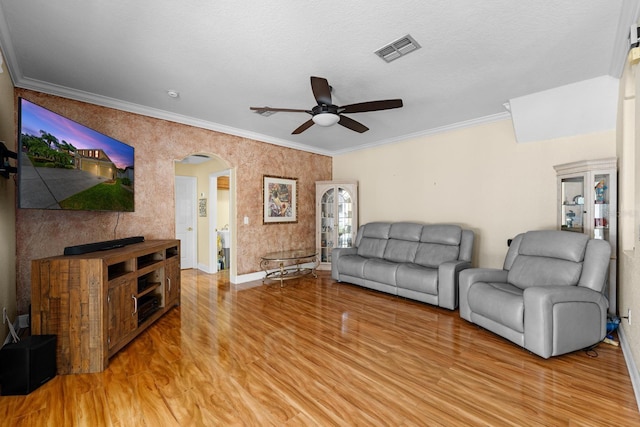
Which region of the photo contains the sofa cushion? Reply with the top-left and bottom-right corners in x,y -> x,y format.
412,225 -> 462,268
468,282 -> 525,333
363,259 -> 399,286
362,222 -> 391,239
382,223 -> 422,262
358,238 -> 388,259
507,256 -> 582,289
414,243 -> 460,268
519,230 -> 588,262
337,255 -> 368,278
420,224 -> 462,245
396,264 -> 438,295
389,222 -> 423,241
357,223 -> 391,258
384,240 -> 419,263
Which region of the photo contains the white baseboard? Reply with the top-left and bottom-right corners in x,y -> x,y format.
234,271 -> 265,284
619,326 -> 640,412
197,263 -> 215,274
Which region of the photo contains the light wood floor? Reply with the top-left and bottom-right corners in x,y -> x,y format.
1,269 -> 639,426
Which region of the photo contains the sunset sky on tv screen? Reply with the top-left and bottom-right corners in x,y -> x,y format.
20,98 -> 134,169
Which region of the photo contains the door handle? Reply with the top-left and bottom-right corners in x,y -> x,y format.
132,295 -> 138,316
188,227 -> 193,231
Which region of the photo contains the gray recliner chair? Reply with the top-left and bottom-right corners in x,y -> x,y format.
458,230 -> 611,358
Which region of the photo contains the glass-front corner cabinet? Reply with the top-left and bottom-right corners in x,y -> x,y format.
316,181 -> 358,270
553,157 -> 617,314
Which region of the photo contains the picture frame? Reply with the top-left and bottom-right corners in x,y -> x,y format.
198,198 -> 207,217
263,175 -> 297,224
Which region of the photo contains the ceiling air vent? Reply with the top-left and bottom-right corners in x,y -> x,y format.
375,34 -> 421,63
253,107 -> 277,117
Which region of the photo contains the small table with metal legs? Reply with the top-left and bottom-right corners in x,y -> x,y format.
260,248 -> 319,287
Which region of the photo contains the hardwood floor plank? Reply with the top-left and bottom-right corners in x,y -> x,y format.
1,269 -> 639,426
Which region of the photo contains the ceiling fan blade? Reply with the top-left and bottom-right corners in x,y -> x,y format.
340,99 -> 403,114
250,106 -> 310,113
292,119 -> 315,134
311,76 -> 332,106
338,115 -> 369,133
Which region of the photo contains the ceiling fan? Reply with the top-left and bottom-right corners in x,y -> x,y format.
250,76 -> 403,134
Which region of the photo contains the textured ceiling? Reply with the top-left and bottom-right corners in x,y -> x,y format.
0,1 -> 638,155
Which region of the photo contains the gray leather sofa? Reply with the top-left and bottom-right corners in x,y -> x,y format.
331,222 -> 474,309
459,230 -> 611,358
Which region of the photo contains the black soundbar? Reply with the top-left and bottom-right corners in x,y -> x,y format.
64,236 -> 145,256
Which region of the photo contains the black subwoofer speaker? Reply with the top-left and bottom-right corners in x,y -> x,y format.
0,335 -> 57,395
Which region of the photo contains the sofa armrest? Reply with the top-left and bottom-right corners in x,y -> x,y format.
331,247 -> 357,281
458,268 -> 508,320
437,260 -> 472,310
524,286 -> 608,358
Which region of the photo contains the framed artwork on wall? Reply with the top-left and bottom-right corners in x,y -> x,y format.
263,175 -> 297,224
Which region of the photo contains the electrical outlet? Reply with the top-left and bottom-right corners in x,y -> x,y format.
628,308 -> 632,326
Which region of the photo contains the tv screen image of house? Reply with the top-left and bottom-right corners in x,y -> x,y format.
18,98 -> 134,212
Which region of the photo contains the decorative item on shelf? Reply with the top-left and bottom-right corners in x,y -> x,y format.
573,195 -> 584,205
595,180 -> 607,203
595,218 -> 608,227
565,210 -> 576,228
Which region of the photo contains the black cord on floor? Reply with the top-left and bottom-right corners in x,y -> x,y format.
583,342 -> 599,358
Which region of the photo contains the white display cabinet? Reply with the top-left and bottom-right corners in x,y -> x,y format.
554,158 -> 617,314
316,181 -> 358,270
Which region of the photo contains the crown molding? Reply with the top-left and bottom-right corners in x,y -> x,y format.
14,76 -> 335,156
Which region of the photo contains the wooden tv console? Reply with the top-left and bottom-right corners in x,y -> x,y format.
31,239 -> 180,374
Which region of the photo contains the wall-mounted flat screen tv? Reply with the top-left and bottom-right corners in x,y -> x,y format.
18,98 -> 134,212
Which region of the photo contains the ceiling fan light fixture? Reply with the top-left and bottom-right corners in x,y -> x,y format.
312,113 -> 340,127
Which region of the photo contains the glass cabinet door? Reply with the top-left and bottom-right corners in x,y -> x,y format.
320,188 -> 334,263
560,176 -> 585,233
316,181 -> 358,268
337,187 -> 354,248
593,172 -> 612,241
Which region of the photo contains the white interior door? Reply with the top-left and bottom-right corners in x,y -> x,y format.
175,176 -> 197,269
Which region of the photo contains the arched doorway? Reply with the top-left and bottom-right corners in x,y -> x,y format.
174,153 -> 234,277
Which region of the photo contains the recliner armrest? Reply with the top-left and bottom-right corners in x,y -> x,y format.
524,286 -> 608,358
331,247 -> 357,281
458,268 -> 508,320
438,260 -> 472,310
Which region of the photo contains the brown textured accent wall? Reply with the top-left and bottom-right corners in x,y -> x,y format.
15,89 -> 331,312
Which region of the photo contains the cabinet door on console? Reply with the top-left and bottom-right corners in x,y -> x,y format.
108,277 -> 137,351
165,258 -> 180,307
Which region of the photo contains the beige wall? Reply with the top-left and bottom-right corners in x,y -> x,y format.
218,189 -> 230,230
0,49 -> 16,343
618,50 -> 640,376
334,119 -> 615,268
15,89 -> 332,312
